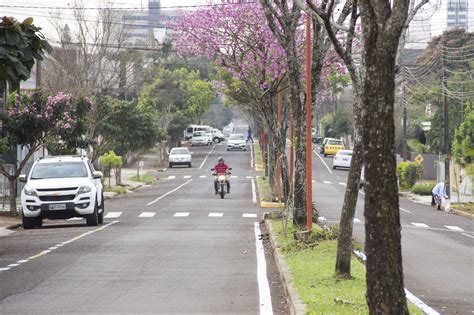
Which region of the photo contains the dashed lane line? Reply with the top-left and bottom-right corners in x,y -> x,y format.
139,212 -> 156,218
339,182 -> 346,186
243,213 -> 257,218
323,180 -> 331,184
167,175 -> 176,180
199,175 -> 207,178
353,218 -> 362,223
183,175 -> 191,179
251,179 -> 257,203
461,233 -> 474,239
411,222 -> 430,228
400,207 -> 412,214
173,212 -> 190,217
208,213 -> 224,217
445,225 -> 464,232
0,221 -> 119,274
104,212 -> 122,219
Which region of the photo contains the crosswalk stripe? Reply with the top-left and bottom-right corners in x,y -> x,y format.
104,212 -> 122,219
231,175 -> 238,178
445,225 -> 464,232
208,213 -> 223,217
184,175 -> 191,179
246,176 -> 254,179
323,180 -> 331,184
139,212 -> 156,218
411,222 -> 429,228
173,212 -> 189,217
199,175 -> 207,178
354,218 -> 362,223
339,182 -> 346,186
243,213 -> 257,218
167,175 -> 176,179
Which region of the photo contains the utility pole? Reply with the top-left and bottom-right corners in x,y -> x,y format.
442,47 -> 450,198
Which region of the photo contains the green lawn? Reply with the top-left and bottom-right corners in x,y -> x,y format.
253,143 -> 263,167
129,175 -> 156,183
256,175 -> 272,202
451,202 -> 474,215
104,186 -> 127,194
270,220 -> 423,314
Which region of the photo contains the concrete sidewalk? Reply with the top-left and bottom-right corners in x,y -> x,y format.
400,191 -> 473,219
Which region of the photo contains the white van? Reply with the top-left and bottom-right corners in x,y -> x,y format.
184,125 -> 198,140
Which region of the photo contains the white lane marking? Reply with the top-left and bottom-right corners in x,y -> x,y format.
323,180 -> 331,184
104,212 -> 122,219
461,233 -> 474,239
48,247 -> 58,250
199,175 -> 207,178
246,176 -> 254,179
313,150 -> 333,174
405,289 -> 440,315
243,213 -> 257,218
231,175 -> 238,179
208,212 -> 223,217
251,179 -> 257,203
339,182 -> 346,186
67,217 -> 83,221
312,180 -> 316,183
199,145 -> 216,169
0,221 -> 119,273
254,222 -> 273,315
353,218 -> 361,223
445,225 -> 464,232
400,207 -> 411,213
183,175 -> 191,179
139,212 -> 156,218
173,212 -> 190,217
411,222 -> 429,228
167,175 -> 176,180
147,179 -> 193,206
353,250 -> 439,315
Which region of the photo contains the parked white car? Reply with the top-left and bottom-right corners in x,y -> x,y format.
19,155 -> 104,229
227,134 -> 247,151
169,147 -> 192,168
332,149 -> 353,169
191,131 -> 210,146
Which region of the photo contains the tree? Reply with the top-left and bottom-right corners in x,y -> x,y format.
0,17 -> 51,91
452,103 -> 473,167
0,91 -> 90,213
99,151 -> 122,188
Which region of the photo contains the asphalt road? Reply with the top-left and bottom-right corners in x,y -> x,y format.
0,125 -> 286,314
311,148 -> 474,314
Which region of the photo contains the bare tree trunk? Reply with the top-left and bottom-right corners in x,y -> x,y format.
359,0 -> 410,310
8,177 -> 17,214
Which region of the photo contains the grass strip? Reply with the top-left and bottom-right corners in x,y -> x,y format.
104,186 -> 127,194
451,202 -> 474,215
270,219 -> 423,314
129,175 -> 155,183
253,143 -> 263,167
256,175 -> 272,202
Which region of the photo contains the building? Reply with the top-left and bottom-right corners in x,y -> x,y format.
447,0 -> 469,29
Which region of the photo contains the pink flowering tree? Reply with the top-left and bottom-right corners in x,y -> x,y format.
175,2 -> 297,204
0,91 -> 90,213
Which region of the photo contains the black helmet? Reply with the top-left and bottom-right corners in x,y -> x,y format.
218,156 -> 225,163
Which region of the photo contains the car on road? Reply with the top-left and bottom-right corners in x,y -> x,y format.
19,155 -> 104,229
169,147 -> 192,168
319,137 -> 336,154
227,134 -> 247,151
323,138 -> 345,157
212,128 -> 226,143
332,149 -> 353,169
191,131 -> 210,146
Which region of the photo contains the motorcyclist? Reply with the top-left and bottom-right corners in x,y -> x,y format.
213,156 -> 231,194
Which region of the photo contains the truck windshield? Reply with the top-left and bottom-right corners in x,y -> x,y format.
30,162 -> 88,179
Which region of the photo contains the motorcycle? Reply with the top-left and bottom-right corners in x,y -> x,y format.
211,167 -> 232,199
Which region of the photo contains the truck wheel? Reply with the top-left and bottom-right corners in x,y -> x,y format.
22,215 -> 41,229
98,193 -> 105,224
86,201 -> 99,226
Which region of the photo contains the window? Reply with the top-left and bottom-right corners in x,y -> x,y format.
229,134 -> 244,140
170,148 -> 189,155
31,162 -> 88,179
328,140 -> 343,145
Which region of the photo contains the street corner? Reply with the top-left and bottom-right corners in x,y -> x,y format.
0,214 -> 22,236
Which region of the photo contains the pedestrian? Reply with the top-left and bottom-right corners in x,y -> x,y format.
247,125 -> 254,143
431,181 -> 448,211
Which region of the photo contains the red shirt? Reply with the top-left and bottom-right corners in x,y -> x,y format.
214,163 -> 229,174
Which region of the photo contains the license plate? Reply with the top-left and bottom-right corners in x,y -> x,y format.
49,204 -> 66,210
343,158 -> 348,161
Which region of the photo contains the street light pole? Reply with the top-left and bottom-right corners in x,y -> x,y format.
305,14 -> 313,231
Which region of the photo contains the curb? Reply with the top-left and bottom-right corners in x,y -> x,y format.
265,219 -> 307,315
260,201 -> 285,208
451,209 -> 474,220
6,223 -> 22,230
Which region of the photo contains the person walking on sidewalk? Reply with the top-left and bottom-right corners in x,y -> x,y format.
431,181 -> 448,211
247,126 -> 254,143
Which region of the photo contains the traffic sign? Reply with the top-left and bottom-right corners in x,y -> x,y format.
415,154 -> 424,164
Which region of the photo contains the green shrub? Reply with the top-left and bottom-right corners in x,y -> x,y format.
407,138 -> 425,153
397,161 -> 424,188
411,182 -> 436,195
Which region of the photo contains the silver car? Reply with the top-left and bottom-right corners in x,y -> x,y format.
169,147 -> 192,168
191,131 -> 209,146
227,134 -> 247,151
